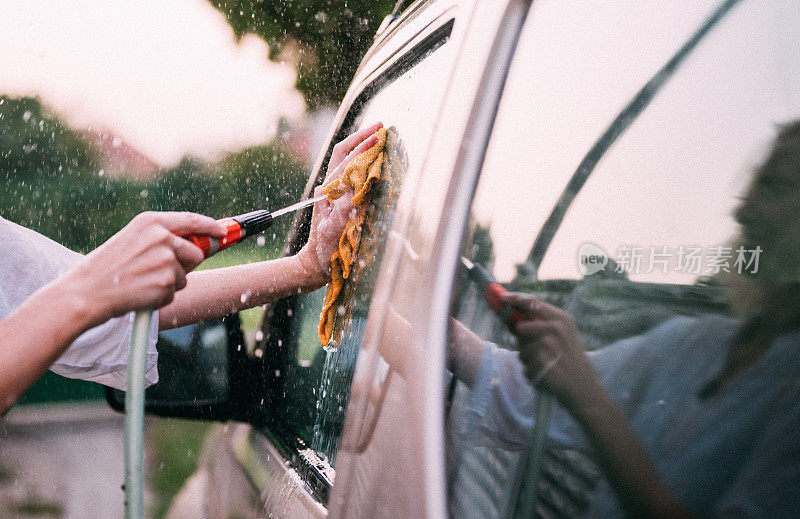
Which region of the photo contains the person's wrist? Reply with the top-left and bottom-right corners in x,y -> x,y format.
59,266 -> 110,328
294,246 -> 328,291
564,371 -> 612,423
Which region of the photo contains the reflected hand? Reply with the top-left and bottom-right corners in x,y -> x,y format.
504,293 -> 598,410
65,211 -> 226,326
299,122 -> 383,285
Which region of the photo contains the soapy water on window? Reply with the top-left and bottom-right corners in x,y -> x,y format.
311,127 -> 408,459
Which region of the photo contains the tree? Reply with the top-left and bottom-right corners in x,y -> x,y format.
0,96 -> 145,251
210,0 -> 395,110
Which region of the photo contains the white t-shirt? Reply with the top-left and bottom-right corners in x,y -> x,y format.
0,216 -> 159,391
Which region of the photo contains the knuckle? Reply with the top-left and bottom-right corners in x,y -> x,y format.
149,225 -> 170,243
155,273 -> 172,290
158,247 -> 175,265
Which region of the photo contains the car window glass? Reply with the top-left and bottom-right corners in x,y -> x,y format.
446,1 -> 800,518
272,29 -> 457,470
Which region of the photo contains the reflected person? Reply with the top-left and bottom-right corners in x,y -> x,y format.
448,121 -> 800,518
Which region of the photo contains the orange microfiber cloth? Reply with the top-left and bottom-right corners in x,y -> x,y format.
318,127 -> 387,346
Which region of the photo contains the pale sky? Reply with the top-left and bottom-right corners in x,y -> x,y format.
0,0 -> 306,166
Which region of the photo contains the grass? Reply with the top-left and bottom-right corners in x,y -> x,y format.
7,495 -> 64,517
0,460 -> 14,483
147,418 -> 212,519
197,241 -> 281,337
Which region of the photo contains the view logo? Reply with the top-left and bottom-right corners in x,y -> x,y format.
578,242 -> 609,275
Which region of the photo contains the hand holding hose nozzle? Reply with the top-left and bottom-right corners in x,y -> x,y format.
183,195 -> 327,259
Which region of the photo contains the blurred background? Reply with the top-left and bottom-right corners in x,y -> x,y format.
0,0 -> 393,516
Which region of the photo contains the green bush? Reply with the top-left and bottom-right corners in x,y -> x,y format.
1,96 -> 307,255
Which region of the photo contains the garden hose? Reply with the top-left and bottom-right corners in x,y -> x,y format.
125,309 -> 153,519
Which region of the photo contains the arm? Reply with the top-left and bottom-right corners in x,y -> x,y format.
504,293 -> 696,519
157,255 -> 323,329
448,318 -> 490,386
157,123 -> 384,330
0,212 -> 224,414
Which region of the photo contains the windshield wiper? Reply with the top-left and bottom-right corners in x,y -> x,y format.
527,0 -> 744,268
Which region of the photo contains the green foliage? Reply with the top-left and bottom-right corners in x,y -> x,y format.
148,145 -> 307,251
469,222 -> 496,267
0,96 -> 146,252
0,96 -> 307,255
148,418 -> 211,519
7,495 -> 64,517
0,96 -> 96,180
210,0 -> 395,109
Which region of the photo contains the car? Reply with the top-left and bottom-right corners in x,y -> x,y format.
108,0 -> 800,516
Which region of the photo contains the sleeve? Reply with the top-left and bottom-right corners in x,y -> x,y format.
713,391 -> 800,518
458,317 -> 698,450
49,310 -> 160,391
0,217 -> 159,390
459,343 -> 584,450
459,342 -> 536,449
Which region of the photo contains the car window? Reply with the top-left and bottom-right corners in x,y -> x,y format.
446,1 -> 800,517
261,20 -> 457,487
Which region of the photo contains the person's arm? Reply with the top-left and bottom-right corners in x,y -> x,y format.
448,318 -> 490,386
503,293 -> 696,519
0,212 -> 225,414
158,123 -> 383,330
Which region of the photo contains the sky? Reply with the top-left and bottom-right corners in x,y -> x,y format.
0,0 -> 306,166
470,0 -> 800,283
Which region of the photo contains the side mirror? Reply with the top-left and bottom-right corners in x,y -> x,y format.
105,313 -> 268,424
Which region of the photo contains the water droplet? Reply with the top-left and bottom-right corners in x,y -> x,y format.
255,330 -> 264,342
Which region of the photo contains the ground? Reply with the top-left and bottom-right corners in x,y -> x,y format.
0,402 -> 128,518
0,402 -> 208,519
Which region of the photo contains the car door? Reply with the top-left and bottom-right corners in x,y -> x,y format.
445,0 -> 800,517
326,0 -> 534,517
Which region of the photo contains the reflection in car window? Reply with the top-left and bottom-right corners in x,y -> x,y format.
272,30 -> 456,468
447,0 -> 800,517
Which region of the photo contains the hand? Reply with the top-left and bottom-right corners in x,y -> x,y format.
64,211 -> 226,326
504,293 -> 599,410
298,122 -> 383,285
